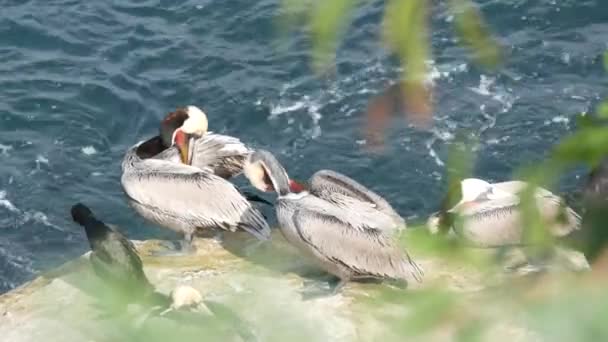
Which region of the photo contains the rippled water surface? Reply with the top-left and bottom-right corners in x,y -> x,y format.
0,0 -> 606,293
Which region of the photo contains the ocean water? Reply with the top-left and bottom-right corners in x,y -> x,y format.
0,0 -> 606,293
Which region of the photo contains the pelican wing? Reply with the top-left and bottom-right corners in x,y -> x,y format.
451,187 -> 580,245
492,181 -> 528,194
190,133 -> 252,179
491,181 -> 581,235
291,208 -> 423,282
326,193 -> 399,233
493,181 -> 558,199
122,160 -> 270,240
310,170 -> 405,227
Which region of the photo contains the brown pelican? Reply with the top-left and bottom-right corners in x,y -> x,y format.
159,105 -> 252,179
288,170 -> 406,232
121,136 -> 271,252
243,150 -> 423,294
427,178 -> 581,247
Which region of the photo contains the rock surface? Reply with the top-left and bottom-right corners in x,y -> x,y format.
0,230 -> 587,342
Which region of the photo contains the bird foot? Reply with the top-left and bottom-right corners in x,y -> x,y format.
299,278 -> 345,300
149,240 -> 197,257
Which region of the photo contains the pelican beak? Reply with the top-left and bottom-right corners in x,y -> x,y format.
173,129 -> 190,164
289,179 -> 306,193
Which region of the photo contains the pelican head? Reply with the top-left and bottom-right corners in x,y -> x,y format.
244,150 -> 291,196
449,178 -> 512,213
160,105 -> 209,164
460,178 -> 493,202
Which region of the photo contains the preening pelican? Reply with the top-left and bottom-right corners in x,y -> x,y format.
427,178 -> 581,247
121,137 -> 270,252
243,150 -> 423,294
159,105 -> 252,179
289,169 -> 406,232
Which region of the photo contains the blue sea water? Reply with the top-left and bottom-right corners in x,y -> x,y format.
0,0 -> 606,293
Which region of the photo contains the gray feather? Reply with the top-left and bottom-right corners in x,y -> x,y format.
277,195 -> 422,283
121,141 -> 270,240
189,133 -> 252,179
447,181 -> 581,247
309,170 -> 406,230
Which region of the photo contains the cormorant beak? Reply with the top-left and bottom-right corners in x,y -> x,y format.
173,129 -> 190,164
288,179 -> 306,193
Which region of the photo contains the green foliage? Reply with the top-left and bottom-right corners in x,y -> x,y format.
272,0 -> 608,338
382,0 -> 429,83
309,0 -> 357,73
449,0 -> 502,68
279,0 -> 500,78
552,125 -> 608,168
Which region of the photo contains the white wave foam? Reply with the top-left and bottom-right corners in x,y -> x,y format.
432,128 -> 455,142
270,99 -> 308,117
0,245 -> 35,275
493,92 -> 516,113
470,75 -> 495,96
23,211 -> 64,231
426,61 -> 469,85
81,146 -> 97,155
544,115 -> 570,125
307,102 -> 322,139
486,136 -> 510,145
0,144 -> 12,155
0,190 -> 64,232
471,75 -> 517,118
269,95 -> 323,139
425,138 -> 445,167
552,116 -> 569,124
479,105 -> 497,133
36,155 -> 49,164
0,191 -> 19,213
269,59 -> 469,141
428,146 -> 444,167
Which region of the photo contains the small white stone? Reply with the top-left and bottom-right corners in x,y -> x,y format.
171,285 -> 203,310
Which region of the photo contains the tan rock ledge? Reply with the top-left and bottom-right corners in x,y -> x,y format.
0,230 -> 586,342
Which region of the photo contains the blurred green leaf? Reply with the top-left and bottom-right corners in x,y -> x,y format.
449,0 -> 502,68
444,133 -> 477,209
309,0 -> 357,73
455,319 -> 486,342
278,0 -> 311,27
597,101 -> 608,119
551,126 -> 608,168
575,113 -> 598,129
381,0 -> 434,126
382,0 -> 429,83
